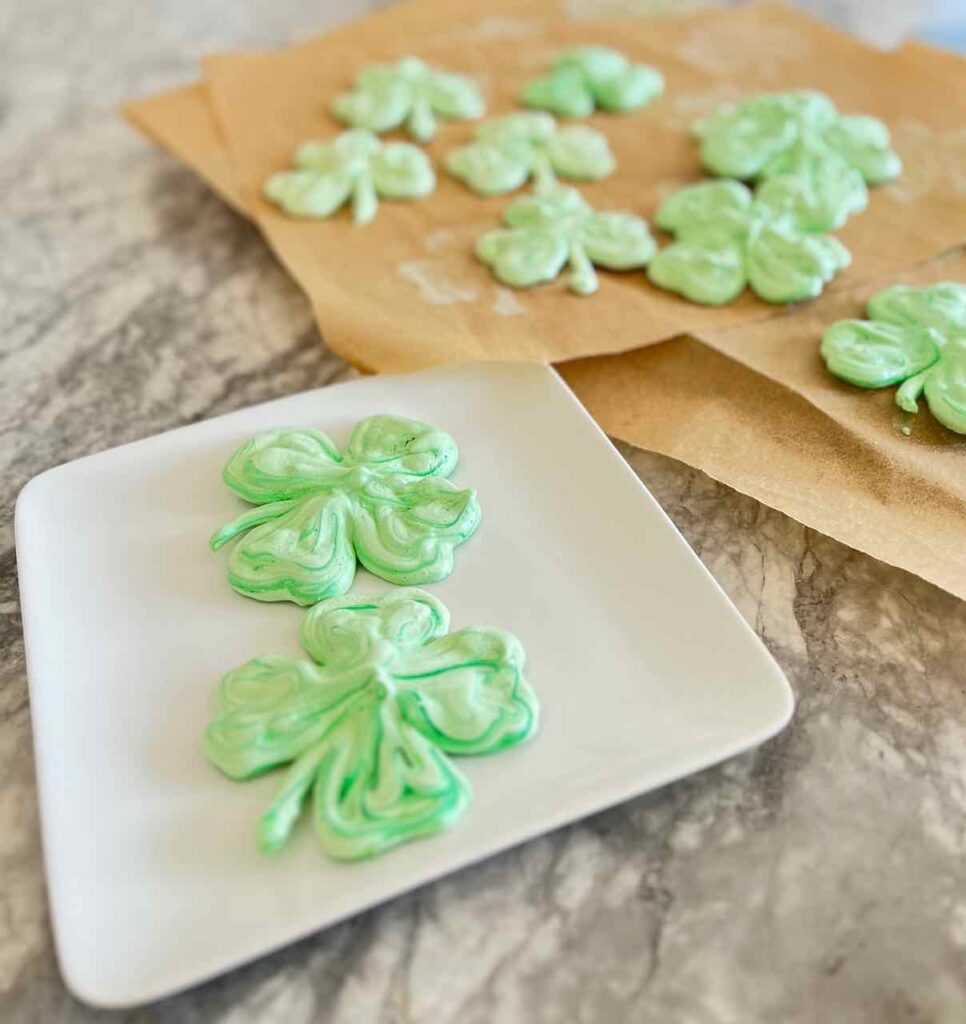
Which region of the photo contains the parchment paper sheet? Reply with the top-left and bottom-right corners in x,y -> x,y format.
129,0 -> 966,371
560,324 -> 966,602
123,0 -> 966,599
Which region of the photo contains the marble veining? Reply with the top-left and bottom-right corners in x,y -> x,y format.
1,0 -> 964,1021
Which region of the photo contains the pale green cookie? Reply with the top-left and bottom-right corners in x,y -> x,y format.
210,415 -> 481,604
694,90 -> 901,231
476,185 -> 655,296
521,46 -> 664,118
647,179 -> 850,306
204,588 -> 539,861
264,129 -> 434,224
820,282 -> 966,434
332,57 -> 485,143
445,112 -> 615,196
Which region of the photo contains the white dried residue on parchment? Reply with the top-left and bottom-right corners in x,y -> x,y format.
563,0 -> 711,19
397,259 -> 479,306
440,15 -> 542,47
424,228 -> 459,254
400,227 -> 531,315
397,233 -> 532,315
492,287 -> 526,317
677,22 -> 810,79
397,260 -> 530,316
887,121 -> 966,204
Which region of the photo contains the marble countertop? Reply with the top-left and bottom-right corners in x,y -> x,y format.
2,1 -> 964,1020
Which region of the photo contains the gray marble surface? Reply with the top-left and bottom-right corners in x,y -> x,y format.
2,1 -> 964,1021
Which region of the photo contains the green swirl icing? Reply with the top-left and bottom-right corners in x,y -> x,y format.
647,179 -> 850,305
210,415 -> 481,605
821,282 -> 966,435
204,589 -> 539,861
694,90 -> 901,231
445,112 -> 615,196
263,130 -> 434,225
332,57 -> 485,143
521,47 -> 664,118
476,185 -> 655,296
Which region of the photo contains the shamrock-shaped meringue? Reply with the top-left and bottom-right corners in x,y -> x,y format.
263,130 -> 434,225
695,90 -> 902,231
476,185 -> 655,296
205,589 -> 539,860
821,282 -> 966,435
521,46 -> 664,118
445,112 -> 615,196
647,180 -> 850,306
210,415 -> 481,605
332,57 -> 485,143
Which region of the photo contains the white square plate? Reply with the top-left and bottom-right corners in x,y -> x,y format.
16,362 -> 792,1008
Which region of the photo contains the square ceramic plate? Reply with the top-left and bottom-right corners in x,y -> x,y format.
16,362 -> 793,1008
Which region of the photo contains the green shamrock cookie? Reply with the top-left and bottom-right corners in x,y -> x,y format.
210,415 -> 481,605
476,185 -> 655,296
821,282 -> 966,434
695,90 -> 901,231
521,46 -> 664,118
263,130 -> 435,224
445,112 -> 615,196
205,588 -> 539,861
647,179 -> 850,306
332,57 -> 485,143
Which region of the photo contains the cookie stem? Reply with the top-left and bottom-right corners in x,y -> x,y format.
896,366 -> 932,414
351,174 -> 378,225
567,241 -> 598,296
408,99 -> 436,143
530,152 -> 557,193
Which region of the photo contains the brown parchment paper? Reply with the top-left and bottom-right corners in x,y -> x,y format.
199,22 -> 735,372
122,0 -> 966,600
560,331 -> 966,602
126,84 -> 247,215
190,0 -> 964,372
